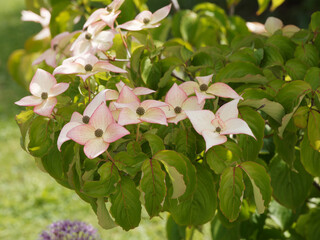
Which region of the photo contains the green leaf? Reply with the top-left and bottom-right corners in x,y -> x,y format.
174,128 -> 197,160
266,34 -> 296,61
269,200 -> 294,230
216,62 -> 264,83
96,198 -> 117,230
304,67 -> 320,90
166,215 -> 186,240
293,106 -> 309,128
269,154 -> 313,209
311,11 -> 320,32
240,161 -> 272,214
257,0 -> 271,15
153,150 -> 196,200
28,116 -> 53,157
211,214 -> 241,240
239,98 -> 285,123
144,133 -> 165,155
140,159 -> 166,218
110,176 -> 141,231
274,131 -> 297,167
41,145 -> 64,181
296,208 -> 320,240
218,166 -> 244,222
308,109 -> 320,151
238,107 -> 265,162
15,110 -> 35,150
170,164 -> 217,226
114,151 -> 149,176
261,45 -> 284,67
294,44 -> 319,67
271,0 -> 285,11
130,46 -> 145,73
301,133 -> 320,177
82,162 -> 120,197
285,59 -> 308,80
206,142 -> 242,174
140,56 -> 161,90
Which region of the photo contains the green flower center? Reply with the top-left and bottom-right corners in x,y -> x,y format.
82,115 -> 90,124
215,127 -> 221,133
95,128 -> 103,137
136,107 -> 145,116
41,92 -> 48,100
85,33 -> 92,40
85,64 -> 93,72
106,6 -> 113,12
174,106 -> 182,114
53,44 -> 58,51
200,84 -> 208,92
143,18 -> 150,24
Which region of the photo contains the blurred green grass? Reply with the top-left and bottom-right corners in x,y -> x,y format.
0,0 -> 168,239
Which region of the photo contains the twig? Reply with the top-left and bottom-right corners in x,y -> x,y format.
171,72 -> 185,82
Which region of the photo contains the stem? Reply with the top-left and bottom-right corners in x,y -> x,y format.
116,24 -> 131,58
171,72 -> 185,82
86,78 -> 92,102
136,123 -> 140,142
186,226 -> 195,240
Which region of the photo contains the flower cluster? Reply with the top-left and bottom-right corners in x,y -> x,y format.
16,0 -> 256,159
38,220 -> 100,240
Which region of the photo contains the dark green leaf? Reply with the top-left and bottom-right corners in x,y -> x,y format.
308,109 -> 320,151
296,208 -> 320,240
144,133 -> 165,156
96,198 -> 117,230
301,132 -> 320,177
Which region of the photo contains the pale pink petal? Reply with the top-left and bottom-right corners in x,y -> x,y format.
141,100 -> 167,110
108,0 -> 125,10
168,112 -> 187,124
202,130 -> 227,151
33,97 -> 57,117
113,102 -> 140,112
83,9 -> 106,29
103,123 -> 130,143
53,62 -> 85,75
49,83 -> 69,97
71,40 -> 93,56
84,138 -> 109,159
70,112 -> 83,123
105,90 -> 119,101
182,96 -> 205,111
92,30 -> 115,51
89,103 -> 114,130
165,83 -> 187,108
133,87 -> 155,95
160,105 -> 176,118
77,53 -> 99,66
67,124 -> 95,145
33,28 -> 51,40
215,99 -> 240,122
195,89 -> 214,104
179,81 -> 199,95
15,96 -> 42,106
30,69 -> 57,97
265,17 -> 283,35
94,61 -> 127,73
117,20 -> 145,31
115,81 -> 126,92
150,4 -> 172,25
185,110 -> 215,135
196,74 -> 213,86
207,82 -> 242,99
101,11 -> 120,29
51,32 -> 73,49
32,49 -> 56,67
140,108 -> 167,125
21,10 -> 43,23
221,118 -> 255,138
117,108 -> 140,125
136,11 -> 153,22
282,25 -> 300,37
57,121 -> 82,151
39,8 -> 51,26
117,86 -> 140,104
83,89 -> 108,117
87,20 -> 107,35
246,22 -> 266,34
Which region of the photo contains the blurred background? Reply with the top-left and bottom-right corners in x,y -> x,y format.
0,0 -> 318,239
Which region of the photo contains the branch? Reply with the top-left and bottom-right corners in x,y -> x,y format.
170,0 -> 180,12
171,72 -> 185,82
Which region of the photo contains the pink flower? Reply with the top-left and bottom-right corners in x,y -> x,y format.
186,99 -> 255,151
67,103 -> 130,159
71,22 -> 115,55
117,4 -> 171,31
21,8 -> 51,40
33,31 -> 79,67
161,83 -> 204,124
83,0 -> 125,29
53,53 -> 127,81
114,86 -> 167,126
15,69 -> 69,117
179,74 -> 242,104
57,89 -> 108,150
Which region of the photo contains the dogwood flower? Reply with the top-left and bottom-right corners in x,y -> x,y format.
57,89 -> 108,150
15,69 -> 69,117
71,22 -> 115,56
114,86 -> 168,126
67,103 -> 130,159
179,74 -> 242,104
83,0 -> 125,29
186,99 -> 255,151
161,83 -> 204,124
33,31 -> 79,67
117,4 -> 171,31
21,8 -> 51,40
53,53 -> 127,81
